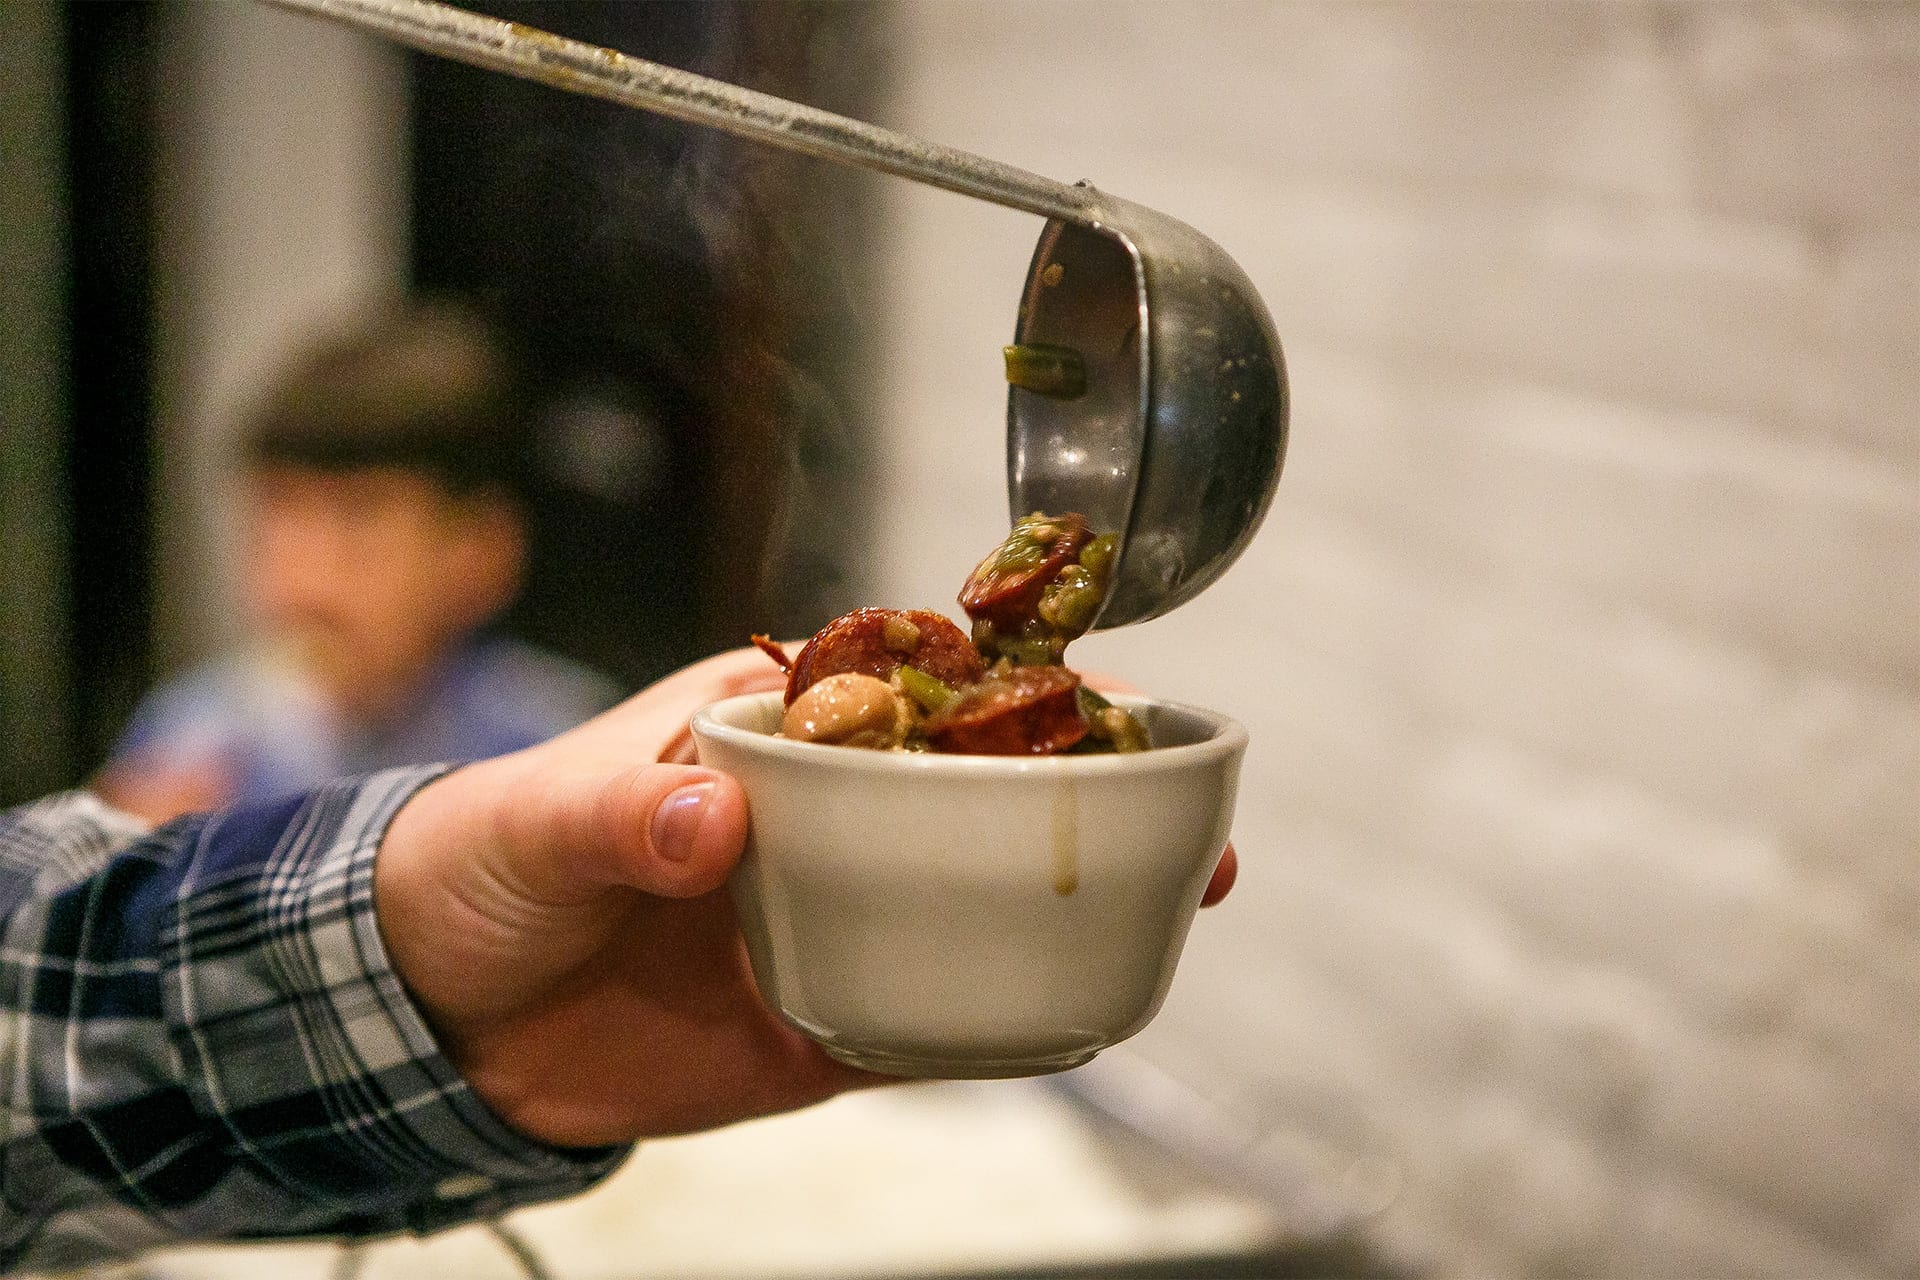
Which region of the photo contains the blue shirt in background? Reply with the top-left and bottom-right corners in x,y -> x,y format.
111,634 -> 622,802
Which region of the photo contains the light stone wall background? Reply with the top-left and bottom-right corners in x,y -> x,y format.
858,4 -> 1920,1277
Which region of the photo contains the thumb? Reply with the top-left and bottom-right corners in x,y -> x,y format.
377,756 -> 751,1026
577,763 -> 750,899
488,755 -> 751,908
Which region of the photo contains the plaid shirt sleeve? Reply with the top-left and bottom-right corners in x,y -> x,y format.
0,768 -> 629,1271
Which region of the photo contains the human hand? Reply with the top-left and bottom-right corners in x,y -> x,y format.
375,645 -> 1236,1149
92,754 -> 236,826
374,646 -> 859,1149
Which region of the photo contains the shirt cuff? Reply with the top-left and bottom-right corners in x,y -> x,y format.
167,766 -> 629,1231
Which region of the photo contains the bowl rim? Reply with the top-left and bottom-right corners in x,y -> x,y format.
690,690 -> 1247,777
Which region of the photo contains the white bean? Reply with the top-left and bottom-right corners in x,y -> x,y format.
782,673 -> 905,749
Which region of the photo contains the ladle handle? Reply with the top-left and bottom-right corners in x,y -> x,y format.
265,0 -> 1098,225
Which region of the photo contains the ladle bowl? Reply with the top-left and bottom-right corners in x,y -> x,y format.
266,0 -> 1288,628
1013,194 -> 1286,626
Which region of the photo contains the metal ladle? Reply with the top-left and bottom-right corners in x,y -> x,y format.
266,0 -> 1288,629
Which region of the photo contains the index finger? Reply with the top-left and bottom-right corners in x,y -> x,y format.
644,647 -> 794,764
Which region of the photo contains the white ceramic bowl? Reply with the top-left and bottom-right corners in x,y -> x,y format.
690,691 -> 1247,1078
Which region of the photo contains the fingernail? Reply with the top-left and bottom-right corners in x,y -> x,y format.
651,781 -> 716,862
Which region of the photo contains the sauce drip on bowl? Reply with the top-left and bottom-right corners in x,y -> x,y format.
1051,782 -> 1079,896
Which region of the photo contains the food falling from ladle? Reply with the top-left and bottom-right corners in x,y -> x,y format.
266,0 -> 1286,627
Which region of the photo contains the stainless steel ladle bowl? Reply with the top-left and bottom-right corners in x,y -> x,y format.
268,0 -> 1288,629
1011,194 -> 1286,626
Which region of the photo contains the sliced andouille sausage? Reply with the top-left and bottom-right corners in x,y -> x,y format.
785,607 -> 985,704
957,512 -> 1093,631
924,664 -> 1088,755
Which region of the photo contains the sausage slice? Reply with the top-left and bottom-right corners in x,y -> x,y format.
958,512 -> 1093,630
784,607 -> 985,704
924,665 -> 1088,755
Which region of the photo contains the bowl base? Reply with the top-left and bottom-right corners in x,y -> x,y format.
823,1044 -> 1101,1079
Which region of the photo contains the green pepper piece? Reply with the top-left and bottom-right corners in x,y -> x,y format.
1038,565 -> 1102,634
896,664 -> 960,715
1079,533 -> 1118,581
1004,344 -> 1088,399
1077,685 -> 1149,752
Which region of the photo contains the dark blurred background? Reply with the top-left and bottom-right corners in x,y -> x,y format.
1,0 -> 884,805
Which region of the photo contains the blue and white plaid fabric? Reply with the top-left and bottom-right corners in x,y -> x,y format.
0,769 -> 625,1270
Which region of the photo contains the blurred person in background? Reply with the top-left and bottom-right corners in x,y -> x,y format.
94,300 -> 619,824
